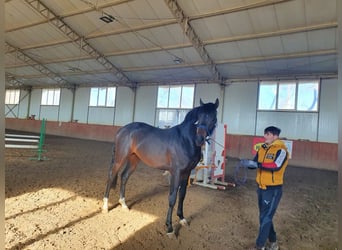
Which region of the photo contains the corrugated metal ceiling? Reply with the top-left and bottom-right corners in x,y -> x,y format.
5,0 -> 337,88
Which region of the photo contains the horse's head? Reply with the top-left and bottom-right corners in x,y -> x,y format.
194,98 -> 219,146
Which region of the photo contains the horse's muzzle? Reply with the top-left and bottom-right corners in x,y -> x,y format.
196,125 -> 208,146
195,134 -> 206,146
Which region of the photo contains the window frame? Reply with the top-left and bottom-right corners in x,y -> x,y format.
41,88 -> 60,106
156,85 -> 195,127
89,87 -> 116,107
5,89 -> 20,105
258,80 -> 319,112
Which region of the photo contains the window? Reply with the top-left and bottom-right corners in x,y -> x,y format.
156,85 -> 194,128
258,80 -> 319,112
41,88 -> 60,105
89,87 -> 116,107
297,82 -> 319,111
258,82 -> 277,110
5,89 -> 20,104
278,82 -> 296,110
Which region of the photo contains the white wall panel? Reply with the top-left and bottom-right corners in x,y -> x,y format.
40,106 -> 59,121
73,87 -> 90,123
195,83 -> 221,105
18,89 -> 29,118
256,111 -> 318,141
134,85 -> 157,125
223,79 -> 336,142
223,82 -> 258,135
59,88 -> 73,122
30,89 -> 41,119
318,79 -> 338,142
115,87 -> 134,126
88,107 -> 115,125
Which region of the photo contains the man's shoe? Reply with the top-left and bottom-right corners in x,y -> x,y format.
249,246 -> 265,250
267,241 -> 279,250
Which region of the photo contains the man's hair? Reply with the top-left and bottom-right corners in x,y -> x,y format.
264,126 -> 281,136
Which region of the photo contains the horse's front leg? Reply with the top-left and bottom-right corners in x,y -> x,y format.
166,170 -> 180,235
176,173 -> 190,226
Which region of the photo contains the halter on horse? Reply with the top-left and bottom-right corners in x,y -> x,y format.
102,98 -> 219,235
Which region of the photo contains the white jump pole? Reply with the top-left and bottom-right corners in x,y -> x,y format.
5,144 -> 39,149
5,119 -> 47,161
5,133 -> 40,139
5,133 -> 40,149
5,138 -> 39,143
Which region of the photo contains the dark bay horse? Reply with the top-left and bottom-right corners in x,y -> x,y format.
102,99 -> 219,235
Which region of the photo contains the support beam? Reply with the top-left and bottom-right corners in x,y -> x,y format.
5,72 -> 24,87
164,0 -> 222,82
6,42 -> 68,86
6,0 -> 133,33
24,0 -> 132,86
7,21 -> 336,57
6,49 -> 337,82
7,0 -> 292,38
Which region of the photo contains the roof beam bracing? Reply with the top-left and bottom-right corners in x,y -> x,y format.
6,42 -> 68,86
24,0 -> 133,86
190,0 -> 293,21
10,22 -> 336,58
7,0 -> 292,35
164,0 -> 222,83
5,72 -> 25,87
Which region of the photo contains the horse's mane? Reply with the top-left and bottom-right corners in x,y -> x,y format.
182,106 -> 200,124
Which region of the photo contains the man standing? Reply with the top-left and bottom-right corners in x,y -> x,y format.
251,126 -> 289,250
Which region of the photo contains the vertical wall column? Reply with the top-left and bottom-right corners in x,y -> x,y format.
26,87 -> 32,118
337,0 -> 342,249
0,1 -> 5,248
70,85 -> 77,122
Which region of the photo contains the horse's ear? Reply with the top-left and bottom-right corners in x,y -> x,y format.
200,99 -> 204,106
214,98 -> 219,108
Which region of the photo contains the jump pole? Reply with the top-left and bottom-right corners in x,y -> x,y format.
5,135 -> 40,149
5,119 -> 47,161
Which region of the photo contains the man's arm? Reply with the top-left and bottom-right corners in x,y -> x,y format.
259,149 -> 287,171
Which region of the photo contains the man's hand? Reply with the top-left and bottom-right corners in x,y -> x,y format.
240,159 -> 258,169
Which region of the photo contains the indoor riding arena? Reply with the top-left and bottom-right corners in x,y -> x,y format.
2,1 -> 341,250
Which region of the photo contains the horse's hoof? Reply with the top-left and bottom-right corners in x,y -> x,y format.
121,205 -> 129,210
179,218 -> 188,226
166,231 -> 175,239
102,198 -> 109,212
119,198 -> 129,210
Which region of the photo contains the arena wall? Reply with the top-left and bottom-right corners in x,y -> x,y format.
5,118 -> 337,171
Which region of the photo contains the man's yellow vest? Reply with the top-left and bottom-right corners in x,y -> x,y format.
255,139 -> 289,189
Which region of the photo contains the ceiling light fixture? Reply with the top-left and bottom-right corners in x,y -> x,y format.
68,67 -> 82,72
173,57 -> 183,64
100,13 -> 115,23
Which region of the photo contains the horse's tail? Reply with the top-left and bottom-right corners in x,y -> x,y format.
107,143 -> 118,189
110,143 -> 116,166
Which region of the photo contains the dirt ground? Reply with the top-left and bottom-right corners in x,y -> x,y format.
5,133 -> 338,250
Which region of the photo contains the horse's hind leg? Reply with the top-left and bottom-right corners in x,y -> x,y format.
102,153 -> 127,212
118,154 -> 139,209
102,162 -> 120,212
